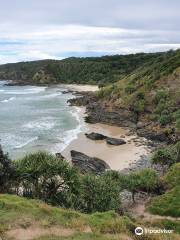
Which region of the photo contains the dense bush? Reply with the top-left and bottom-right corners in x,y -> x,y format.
15,151 -> 81,208
13,152 -> 123,213
125,169 -> 159,202
164,163 -> 180,188
148,186 -> 180,217
152,142 -> 180,167
0,145 -> 15,193
79,174 -> 121,213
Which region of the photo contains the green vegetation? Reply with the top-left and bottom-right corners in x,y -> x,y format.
148,157 -> 180,218
164,163 -> 180,187
0,50 -> 179,86
96,49 -> 180,138
0,145 -> 15,193
148,186 -> 180,217
0,194 -> 136,240
119,169 -> 159,202
151,142 -> 180,167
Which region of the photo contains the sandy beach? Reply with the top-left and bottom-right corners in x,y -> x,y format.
59,84 -> 99,92
62,109 -> 151,171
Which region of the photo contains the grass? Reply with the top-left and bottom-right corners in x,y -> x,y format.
148,187 -> 180,218
34,233 -> 118,240
0,194 -> 135,240
1,194 -> 180,240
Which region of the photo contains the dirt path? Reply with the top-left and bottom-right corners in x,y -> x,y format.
6,226 -> 75,240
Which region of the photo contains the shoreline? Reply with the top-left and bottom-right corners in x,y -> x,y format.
62,106 -> 152,171
58,84 -> 99,92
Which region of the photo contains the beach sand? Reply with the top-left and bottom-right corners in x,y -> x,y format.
59,84 -> 99,92
62,119 -> 151,171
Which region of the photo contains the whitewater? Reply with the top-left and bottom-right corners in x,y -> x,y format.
0,81 -> 86,159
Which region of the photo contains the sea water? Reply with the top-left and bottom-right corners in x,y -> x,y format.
0,81 -> 85,159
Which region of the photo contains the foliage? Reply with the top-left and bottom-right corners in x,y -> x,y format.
116,169 -> 159,202
79,174 -> 121,213
12,152 -> 123,213
0,194 -> 135,240
148,186 -> 180,217
164,163 -> 180,188
15,151 -> 81,208
151,142 -> 180,167
0,145 -> 15,193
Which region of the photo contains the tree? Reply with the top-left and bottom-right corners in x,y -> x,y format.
15,151 -> 81,208
0,145 -> 15,193
122,169 -> 159,203
79,174 -> 121,213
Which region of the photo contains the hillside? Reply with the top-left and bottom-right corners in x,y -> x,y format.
0,194 -> 179,240
0,51 -> 171,85
70,49 -> 180,143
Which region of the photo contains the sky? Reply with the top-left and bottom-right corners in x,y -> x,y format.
0,0 -> 180,64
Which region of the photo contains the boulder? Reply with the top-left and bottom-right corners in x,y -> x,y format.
85,132 -> 107,140
106,137 -> 126,145
71,150 -> 110,174
55,153 -> 65,160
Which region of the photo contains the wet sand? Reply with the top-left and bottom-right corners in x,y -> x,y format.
62,121 -> 151,171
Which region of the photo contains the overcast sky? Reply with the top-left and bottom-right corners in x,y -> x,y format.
0,0 -> 180,64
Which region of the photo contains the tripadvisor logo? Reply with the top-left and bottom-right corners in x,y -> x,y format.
135,226 -> 174,236
135,227 -> 143,235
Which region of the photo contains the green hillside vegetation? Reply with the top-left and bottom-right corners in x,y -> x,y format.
0,51 -> 175,85
148,162 -> 180,217
97,49 -> 180,138
1,144 -> 180,239
1,194 -> 179,240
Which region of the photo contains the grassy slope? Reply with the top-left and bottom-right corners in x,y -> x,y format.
0,194 -> 135,240
1,194 -> 180,240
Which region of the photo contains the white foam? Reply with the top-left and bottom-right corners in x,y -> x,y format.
6,86 -> 47,95
1,97 -> 15,103
53,107 -> 86,152
23,119 -> 55,130
40,92 -> 62,99
14,136 -> 38,149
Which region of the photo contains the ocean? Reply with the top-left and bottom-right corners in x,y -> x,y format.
0,81 -> 86,159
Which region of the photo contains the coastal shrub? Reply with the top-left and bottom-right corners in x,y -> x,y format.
176,118 -> 180,131
154,89 -> 169,104
159,113 -> 172,126
119,169 -> 159,203
164,163 -> 180,188
151,142 -> 180,167
15,151 -> 81,208
79,174 -> 121,213
124,84 -> 136,94
0,145 -> 15,193
148,186 -> 180,217
134,99 -> 146,113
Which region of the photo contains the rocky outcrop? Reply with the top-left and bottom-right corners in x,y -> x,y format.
69,93 -> 175,143
106,137 -> 126,145
71,150 -> 110,174
85,132 -> 107,140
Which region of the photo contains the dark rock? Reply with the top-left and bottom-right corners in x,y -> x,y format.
55,153 -> 65,160
62,90 -> 72,94
71,150 -> 110,174
106,137 -> 126,145
85,132 -> 107,140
